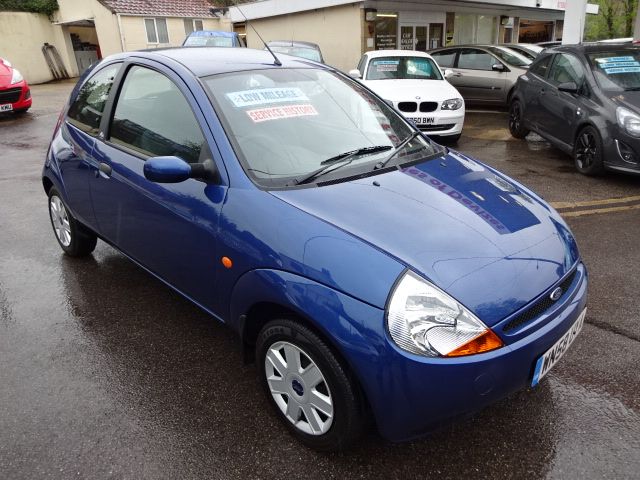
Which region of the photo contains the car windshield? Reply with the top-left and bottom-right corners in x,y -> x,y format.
366,56 -> 443,81
269,46 -> 322,62
486,47 -> 532,67
588,50 -> 640,91
203,68 -> 440,187
184,35 -> 237,47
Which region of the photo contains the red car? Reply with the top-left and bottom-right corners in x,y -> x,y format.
0,58 -> 31,114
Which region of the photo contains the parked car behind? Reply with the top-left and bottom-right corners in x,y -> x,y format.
183,30 -> 245,47
510,43 -> 640,175
502,43 -> 544,60
0,58 -> 31,114
350,50 -> 464,143
266,40 -> 324,63
429,45 -> 531,105
44,47 -> 588,451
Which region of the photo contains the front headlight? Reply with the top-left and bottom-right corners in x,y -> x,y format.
441,98 -> 463,110
10,68 -> 23,85
386,271 -> 503,357
616,106 -> 640,137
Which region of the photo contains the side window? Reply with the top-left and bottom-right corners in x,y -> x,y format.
357,55 -> 366,76
67,64 -> 120,135
529,54 -> 552,78
548,54 -> 585,87
431,50 -> 456,68
458,49 -> 497,71
109,66 -> 205,164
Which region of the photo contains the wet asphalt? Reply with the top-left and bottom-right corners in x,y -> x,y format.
1,82 -> 639,479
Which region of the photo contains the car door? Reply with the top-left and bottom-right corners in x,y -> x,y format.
58,63 -> 121,231
520,53 -> 554,130
453,48 -> 508,104
538,53 -> 586,146
88,62 -> 227,314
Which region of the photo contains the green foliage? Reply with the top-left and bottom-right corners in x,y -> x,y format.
584,0 -> 638,41
0,0 -> 59,16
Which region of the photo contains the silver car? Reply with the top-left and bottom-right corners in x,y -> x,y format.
429,45 -> 532,106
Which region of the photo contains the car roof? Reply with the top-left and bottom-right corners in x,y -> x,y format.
106,47 -> 328,77
366,50 -> 434,58
267,40 -> 321,49
544,43 -> 640,55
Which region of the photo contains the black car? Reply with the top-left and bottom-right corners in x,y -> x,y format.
509,43 -> 640,175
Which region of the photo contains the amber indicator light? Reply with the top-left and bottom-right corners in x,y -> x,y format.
446,329 -> 504,357
221,256 -> 233,269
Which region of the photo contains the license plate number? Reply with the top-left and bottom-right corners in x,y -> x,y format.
531,308 -> 586,387
0,104 -> 13,112
409,117 -> 434,125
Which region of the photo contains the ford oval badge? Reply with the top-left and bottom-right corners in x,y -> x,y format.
550,287 -> 563,302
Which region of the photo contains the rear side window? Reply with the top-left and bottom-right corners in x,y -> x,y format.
529,54 -> 553,78
109,66 -> 205,164
431,50 -> 456,68
458,49 -> 496,71
67,64 -> 120,135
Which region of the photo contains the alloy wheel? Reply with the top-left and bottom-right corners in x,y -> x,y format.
50,195 -> 72,247
509,102 -> 521,132
264,341 -> 334,435
576,131 -> 596,169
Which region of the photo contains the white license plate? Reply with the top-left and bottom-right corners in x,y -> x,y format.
0,104 -> 13,112
409,117 -> 434,125
531,308 -> 586,387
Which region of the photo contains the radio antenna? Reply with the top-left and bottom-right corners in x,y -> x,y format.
225,2 -> 282,66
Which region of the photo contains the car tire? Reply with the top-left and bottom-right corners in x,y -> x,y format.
48,188 -> 97,256
256,318 -> 366,451
573,126 -> 605,175
508,100 -> 529,139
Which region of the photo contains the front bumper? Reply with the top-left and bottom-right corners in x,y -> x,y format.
343,263 -> 588,442
602,125 -> 640,173
397,106 -> 465,136
0,81 -> 32,112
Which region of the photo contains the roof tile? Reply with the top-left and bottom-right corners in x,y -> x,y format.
99,0 -> 217,18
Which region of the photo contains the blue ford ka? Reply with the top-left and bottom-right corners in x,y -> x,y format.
43,48 -> 588,451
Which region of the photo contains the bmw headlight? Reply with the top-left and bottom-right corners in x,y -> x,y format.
386,271 -> 503,357
10,68 -> 23,85
616,106 -> 640,137
441,98 -> 463,111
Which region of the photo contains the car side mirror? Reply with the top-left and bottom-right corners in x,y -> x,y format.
348,69 -> 362,79
144,156 -> 216,183
444,69 -> 455,79
558,81 -> 579,94
492,63 -> 506,72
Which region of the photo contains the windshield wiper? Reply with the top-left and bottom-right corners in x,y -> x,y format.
373,131 -> 422,170
290,145 -> 392,186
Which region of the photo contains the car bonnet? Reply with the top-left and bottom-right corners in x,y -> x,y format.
271,150 -> 579,327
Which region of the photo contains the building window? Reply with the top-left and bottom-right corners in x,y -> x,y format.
184,19 -> 204,35
375,12 -> 398,50
145,18 -> 169,44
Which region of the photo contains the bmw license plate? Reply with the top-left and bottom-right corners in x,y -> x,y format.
409,117 -> 434,125
531,308 -> 586,387
0,104 -> 13,112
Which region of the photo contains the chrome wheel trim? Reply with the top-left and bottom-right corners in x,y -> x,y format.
264,341 -> 334,435
50,195 -> 72,247
576,131 -> 596,169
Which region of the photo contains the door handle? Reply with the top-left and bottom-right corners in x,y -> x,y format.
452,72 -> 463,77
98,162 -> 112,178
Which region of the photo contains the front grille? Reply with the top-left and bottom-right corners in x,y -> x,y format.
418,123 -> 454,132
502,269 -> 578,332
420,101 -> 438,112
398,102 -> 417,112
0,87 -> 22,104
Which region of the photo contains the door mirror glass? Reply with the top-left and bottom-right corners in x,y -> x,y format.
348,69 -> 362,79
144,156 -> 192,183
558,81 -> 579,94
492,63 -> 505,72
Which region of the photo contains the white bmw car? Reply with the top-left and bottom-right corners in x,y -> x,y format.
350,50 -> 465,143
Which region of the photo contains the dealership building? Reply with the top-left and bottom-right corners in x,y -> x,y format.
230,0 -> 597,72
